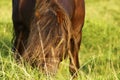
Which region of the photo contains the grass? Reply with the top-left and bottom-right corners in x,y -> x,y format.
0,0 -> 120,80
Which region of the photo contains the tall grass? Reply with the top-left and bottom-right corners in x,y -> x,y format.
0,0 -> 120,80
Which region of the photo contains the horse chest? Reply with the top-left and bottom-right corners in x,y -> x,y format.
58,0 -> 75,18
18,0 -> 74,24
19,0 -> 36,25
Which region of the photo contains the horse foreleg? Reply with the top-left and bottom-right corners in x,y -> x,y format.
12,20 -> 30,61
69,31 -> 82,77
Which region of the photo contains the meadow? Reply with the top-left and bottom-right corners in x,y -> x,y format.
0,0 -> 120,80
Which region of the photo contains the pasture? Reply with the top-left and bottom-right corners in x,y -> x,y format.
0,0 -> 120,80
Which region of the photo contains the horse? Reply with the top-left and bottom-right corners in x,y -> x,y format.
12,0 -> 85,76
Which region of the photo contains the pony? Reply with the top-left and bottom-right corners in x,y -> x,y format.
12,0 -> 85,76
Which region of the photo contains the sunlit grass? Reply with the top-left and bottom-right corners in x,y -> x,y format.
0,0 -> 120,80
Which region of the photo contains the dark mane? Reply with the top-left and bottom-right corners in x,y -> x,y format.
22,0 -> 72,73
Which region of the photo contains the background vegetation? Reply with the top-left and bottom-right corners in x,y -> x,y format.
0,0 -> 120,80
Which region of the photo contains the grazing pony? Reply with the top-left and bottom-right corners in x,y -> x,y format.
12,0 -> 85,76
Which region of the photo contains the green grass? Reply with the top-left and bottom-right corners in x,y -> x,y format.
0,0 -> 120,80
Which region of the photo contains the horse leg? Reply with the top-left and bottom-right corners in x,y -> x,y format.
12,22 -> 28,60
69,0 -> 85,76
12,0 -> 29,60
69,32 -> 82,76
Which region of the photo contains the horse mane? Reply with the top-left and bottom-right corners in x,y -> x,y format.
22,0 -> 72,73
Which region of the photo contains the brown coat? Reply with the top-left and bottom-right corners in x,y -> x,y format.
12,0 -> 85,76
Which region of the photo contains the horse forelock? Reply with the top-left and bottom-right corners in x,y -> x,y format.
22,0 -> 72,74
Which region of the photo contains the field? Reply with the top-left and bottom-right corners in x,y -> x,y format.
0,0 -> 120,80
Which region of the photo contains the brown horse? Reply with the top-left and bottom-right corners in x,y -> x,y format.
12,0 -> 85,76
